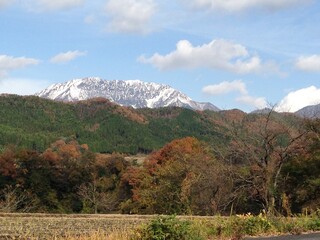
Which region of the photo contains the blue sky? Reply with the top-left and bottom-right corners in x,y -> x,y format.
0,0 -> 320,112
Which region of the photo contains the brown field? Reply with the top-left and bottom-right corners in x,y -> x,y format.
0,213 -> 154,239
0,213 -> 218,239
1,213 -> 319,240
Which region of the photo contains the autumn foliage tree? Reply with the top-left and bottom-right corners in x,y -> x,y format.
0,146 -> 17,187
122,137 -> 232,215
0,139 -> 96,213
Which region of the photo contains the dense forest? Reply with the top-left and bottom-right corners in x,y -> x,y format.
0,95 -> 224,154
0,94 -> 319,215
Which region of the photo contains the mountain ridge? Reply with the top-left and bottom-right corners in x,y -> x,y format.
36,77 -> 219,111
295,103 -> 320,119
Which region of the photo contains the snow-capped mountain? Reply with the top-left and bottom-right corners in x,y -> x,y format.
36,77 -> 219,111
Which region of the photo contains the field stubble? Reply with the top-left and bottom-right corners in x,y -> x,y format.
0,213 -> 154,239
0,213 -> 230,239
1,213 -> 319,240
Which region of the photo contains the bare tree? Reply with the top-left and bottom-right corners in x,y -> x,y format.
0,185 -> 36,213
77,173 -> 119,214
224,108 -> 308,214
78,179 -> 100,214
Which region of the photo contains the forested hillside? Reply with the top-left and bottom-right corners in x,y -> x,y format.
0,94 -> 319,215
0,95 -> 226,153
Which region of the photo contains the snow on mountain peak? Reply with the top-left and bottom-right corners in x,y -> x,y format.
36,78 -> 219,111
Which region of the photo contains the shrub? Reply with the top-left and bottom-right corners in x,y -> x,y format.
230,213 -> 273,237
131,215 -> 204,240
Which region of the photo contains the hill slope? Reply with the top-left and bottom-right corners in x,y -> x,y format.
0,95 -> 224,153
0,95 -> 303,154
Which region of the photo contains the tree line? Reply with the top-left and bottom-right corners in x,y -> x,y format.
0,113 -> 319,216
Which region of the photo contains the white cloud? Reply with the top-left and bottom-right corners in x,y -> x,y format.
27,0 -> 85,11
0,0 -> 12,9
105,0 -> 156,34
0,78 -> 50,95
276,86 -> 320,112
295,55 -> 320,72
0,55 -> 40,78
236,95 -> 267,109
203,79 -> 267,109
50,50 -> 87,64
202,80 -> 247,95
139,39 -> 275,74
187,0 -> 307,12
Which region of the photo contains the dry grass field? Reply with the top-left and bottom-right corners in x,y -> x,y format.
1,212 -> 319,239
0,213 -> 229,239
0,213 -> 154,239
